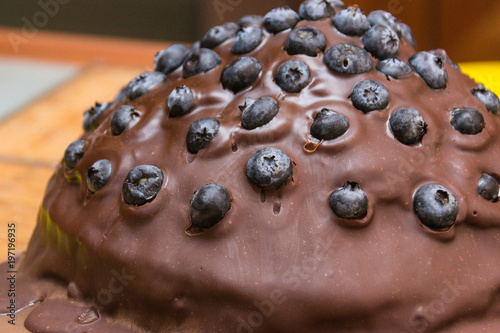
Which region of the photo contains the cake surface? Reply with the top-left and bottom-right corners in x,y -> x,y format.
1,1 -> 500,332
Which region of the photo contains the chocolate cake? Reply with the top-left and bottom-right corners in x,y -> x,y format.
2,1 -> 500,332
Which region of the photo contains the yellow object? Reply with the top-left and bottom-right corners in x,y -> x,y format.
459,62 -> 500,95
38,207 -> 77,256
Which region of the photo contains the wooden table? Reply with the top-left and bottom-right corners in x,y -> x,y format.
0,28 -> 498,255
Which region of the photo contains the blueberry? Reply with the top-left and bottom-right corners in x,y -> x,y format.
367,10 -> 400,35
329,182 -> 368,219
83,102 -> 112,132
200,22 -> 239,49
310,108 -> 349,140
168,86 -> 196,117
428,49 -> 460,71
284,26 -> 327,57
350,79 -> 389,113
478,174 -> 499,202
110,105 -> 138,136
183,48 -> 221,78
232,27 -> 263,54
299,0 -> 345,21
125,72 -> 166,101
376,58 -> 412,79
221,57 -> 262,93
87,159 -> 112,193
63,140 -> 86,169
263,7 -> 301,33
390,107 -> 427,145
246,148 -> 293,190
450,107 -> 485,135
363,24 -> 399,60
471,84 -> 500,115
399,22 -> 417,48
190,41 -> 201,52
409,51 -> 448,90
324,43 -> 372,74
239,97 -> 279,130
239,15 -> 264,27
190,183 -> 231,229
122,165 -> 164,206
154,44 -> 190,74
114,86 -> 128,103
275,60 -> 311,93
332,6 -> 370,36
413,184 -> 458,230
186,118 -> 220,154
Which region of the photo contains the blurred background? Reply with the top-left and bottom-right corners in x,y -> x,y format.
1,0 -> 499,61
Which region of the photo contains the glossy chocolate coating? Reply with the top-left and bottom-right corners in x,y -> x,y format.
1,10 -> 499,333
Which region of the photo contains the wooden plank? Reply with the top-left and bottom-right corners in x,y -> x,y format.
0,161 -> 53,253
0,65 -> 144,165
0,27 -> 167,67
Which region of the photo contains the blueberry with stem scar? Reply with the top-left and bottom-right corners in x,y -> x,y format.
329,182 -> 369,219
186,118 -> 220,154
183,48 -> 221,78
263,7 -> 300,33
332,6 -> 370,36
87,159 -> 112,193
285,26 -> 327,57
350,79 -> 389,113
168,86 -> 196,117
414,184 -> 458,230
246,148 -> 293,190
110,106 -> 139,136
409,52 -> 448,90
324,43 -> 372,75
122,165 -> 164,206
200,22 -> 239,49
363,24 -> 400,60
275,60 -> 311,93
310,108 -> 349,140
63,140 -> 86,169
83,102 -> 112,132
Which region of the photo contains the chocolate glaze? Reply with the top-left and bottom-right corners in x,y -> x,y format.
1,8 -> 500,333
